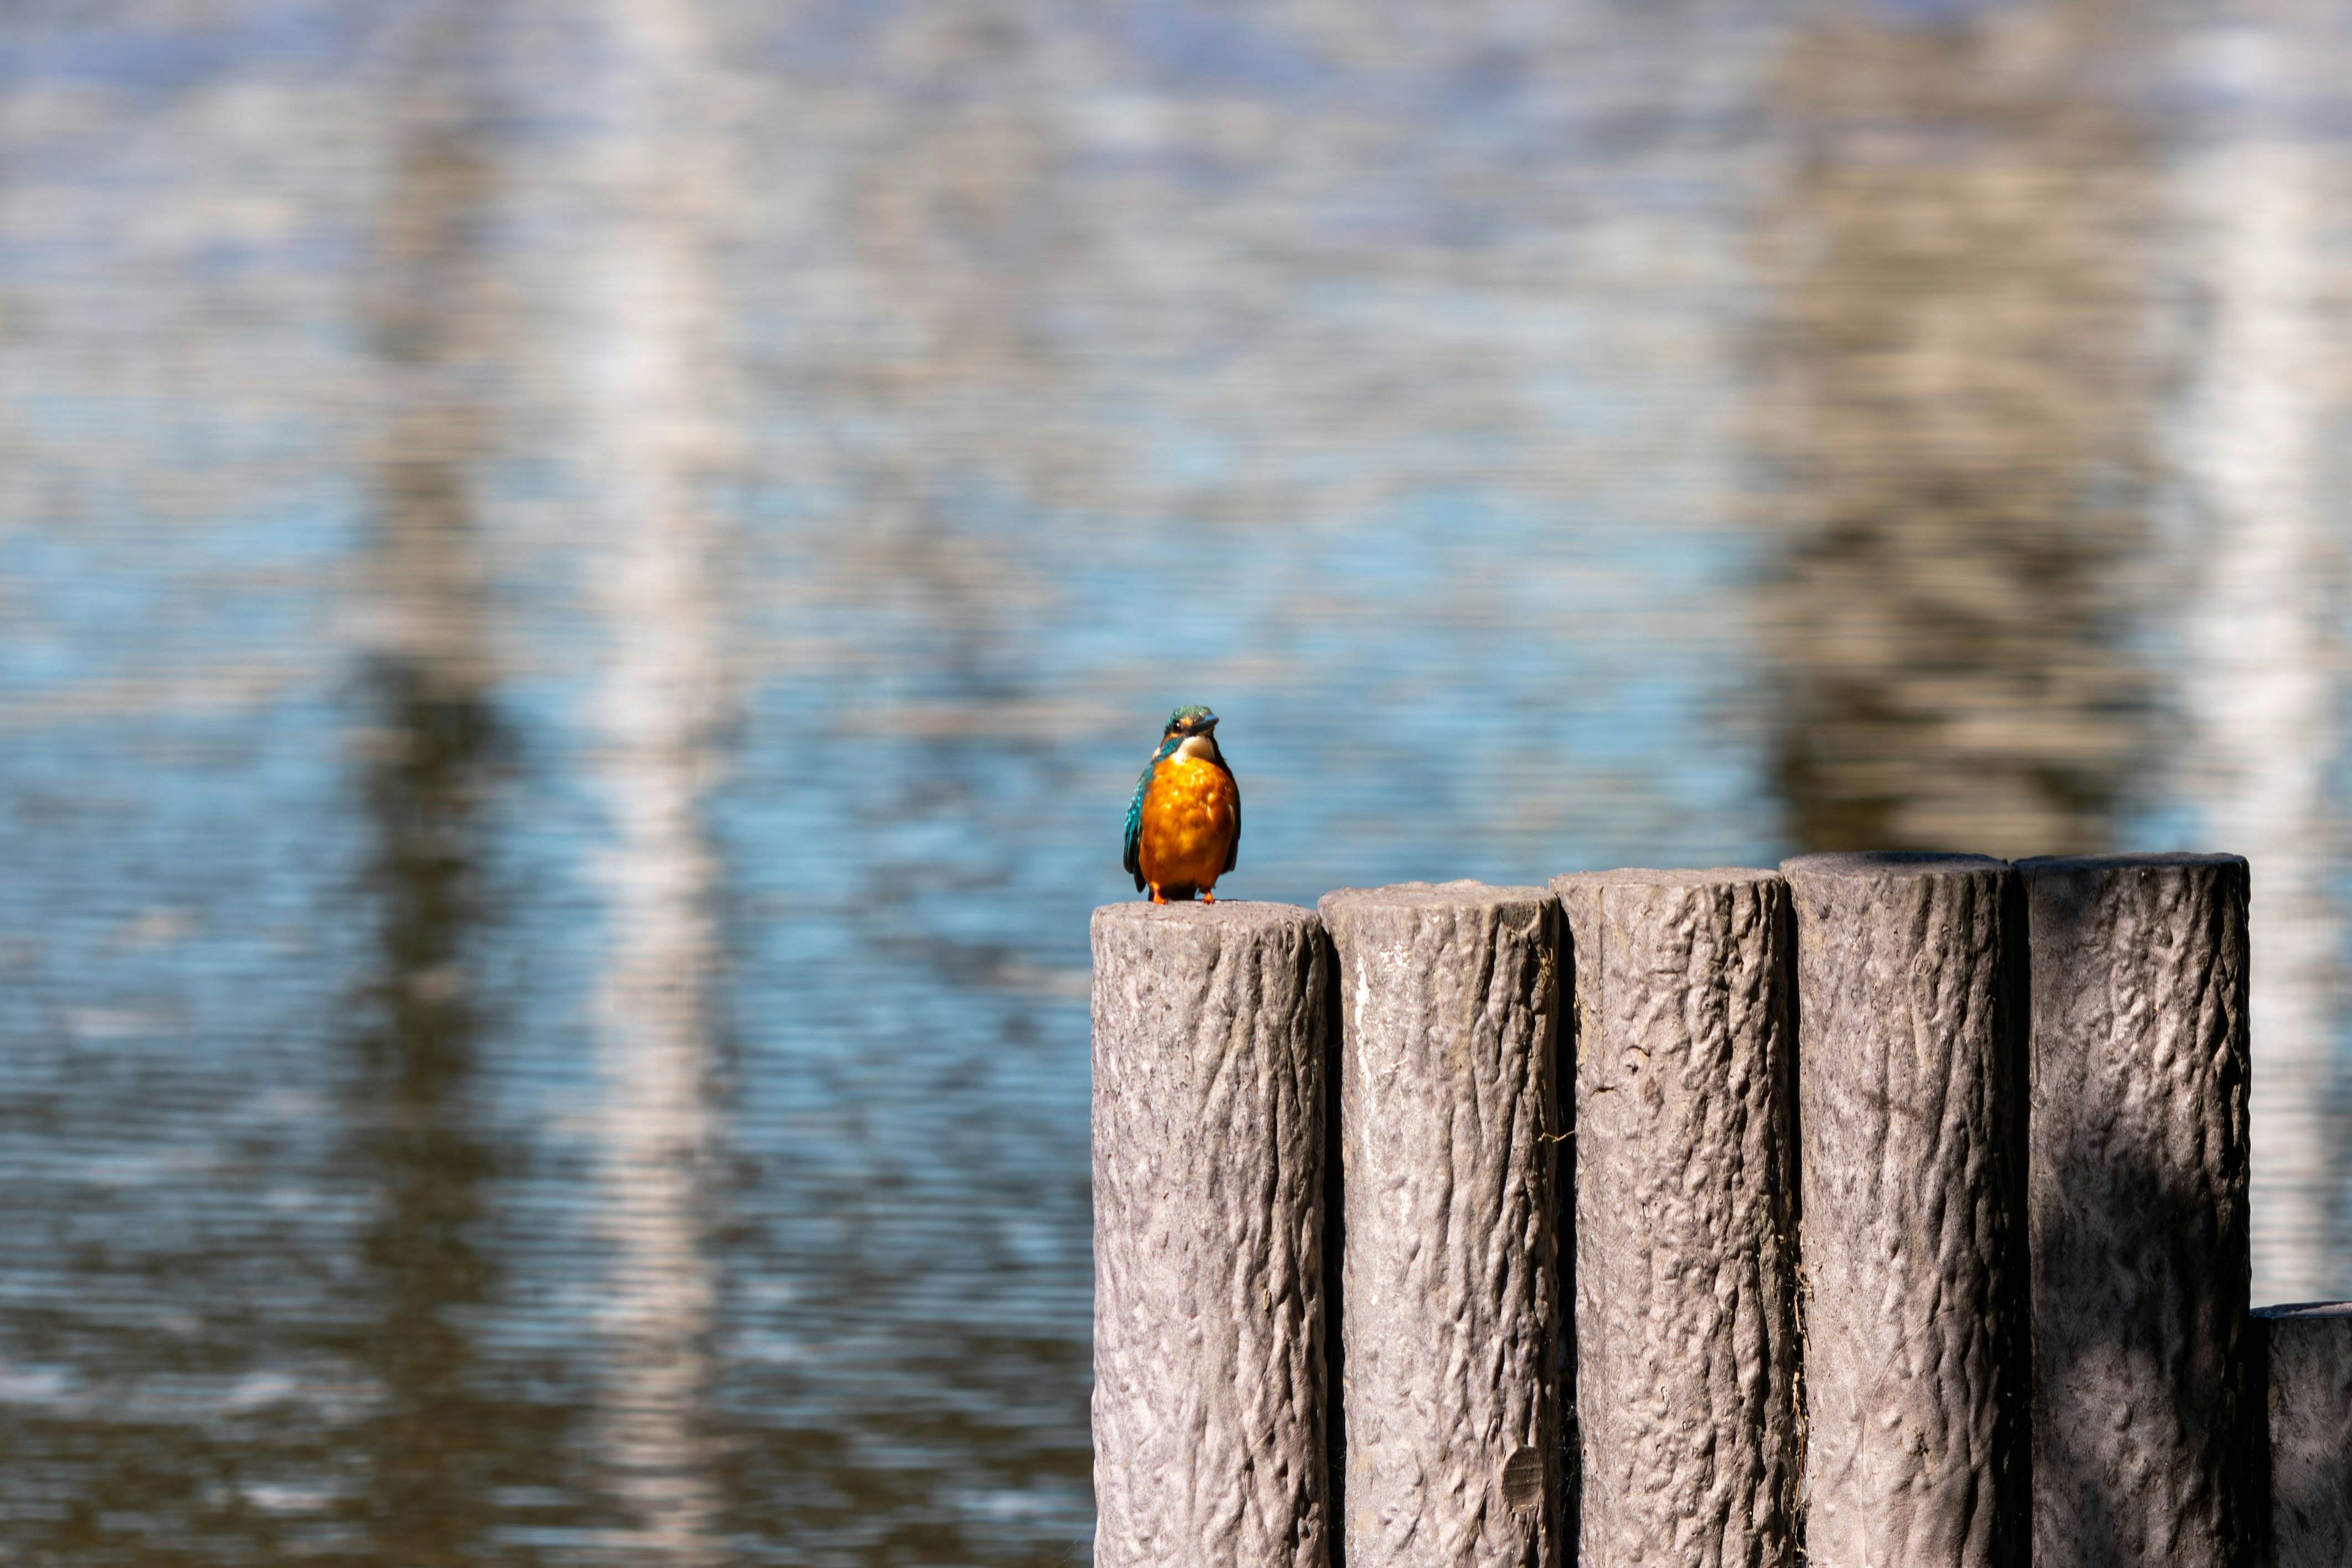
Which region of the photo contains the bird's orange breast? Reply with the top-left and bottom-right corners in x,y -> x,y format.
1138,756 -> 1237,894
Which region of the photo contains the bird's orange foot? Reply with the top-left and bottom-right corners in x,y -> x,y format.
1202,890 -> 1217,903
1150,886 -> 1167,905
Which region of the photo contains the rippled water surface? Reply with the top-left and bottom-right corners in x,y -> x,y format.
6,1 -> 2352,1561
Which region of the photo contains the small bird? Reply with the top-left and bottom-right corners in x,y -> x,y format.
1123,704 -> 1241,903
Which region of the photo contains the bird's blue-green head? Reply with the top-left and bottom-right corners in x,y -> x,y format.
1162,704 -> 1218,741
1155,705 -> 1223,764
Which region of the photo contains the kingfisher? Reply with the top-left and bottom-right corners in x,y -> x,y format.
1123,704 -> 1240,903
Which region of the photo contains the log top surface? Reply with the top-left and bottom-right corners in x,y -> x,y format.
1318,879 -> 1552,915
2255,1301 -> 2352,1320
1090,899 -> 1318,936
1780,851 -> 2008,880
1552,866 -> 1778,891
2015,851 -> 2247,874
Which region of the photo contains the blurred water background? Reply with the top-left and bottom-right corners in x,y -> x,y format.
4,0 -> 2352,1561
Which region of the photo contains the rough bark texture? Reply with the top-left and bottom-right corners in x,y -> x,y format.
1781,853 -> 2025,1568
1553,869 -> 1798,1568
1091,900 -> 1331,1568
1319,882 -> 1562,1568
2021,854 -> 2252,1568
2256,1303 -> 2352,1568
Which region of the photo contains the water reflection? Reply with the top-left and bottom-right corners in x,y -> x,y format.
2173,21 -> 2348,1304
339,8 -> 564,1555
575,0 -> 730,1555
341,666 -> 517,1558
1757,0 -> 2160,858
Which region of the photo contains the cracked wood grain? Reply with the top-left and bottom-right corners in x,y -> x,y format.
2256,1302 -> 2352,1568
1554,869 -> 1798,1568
1781,853 -> 2026,1568
1092,900 -> 1332,1568
1319,881 -> 1563,1568
2021,853 -> 2252,1568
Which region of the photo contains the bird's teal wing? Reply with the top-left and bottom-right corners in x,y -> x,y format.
1123,758 -> 1153,891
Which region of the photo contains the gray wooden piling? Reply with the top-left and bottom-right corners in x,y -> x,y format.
1781,852 -> 2026,1568
1319,881 -> 1563,1568
2020,853 -> 2252,1568
1553,868 -> 1798,1568
2256,1303 -> 2352,1568
1091,900 -> 1332,1568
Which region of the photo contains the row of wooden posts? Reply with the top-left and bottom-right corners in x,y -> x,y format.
1088,853 -> 2352,1568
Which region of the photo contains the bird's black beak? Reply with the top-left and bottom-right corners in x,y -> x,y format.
1197,715 -> 1218,734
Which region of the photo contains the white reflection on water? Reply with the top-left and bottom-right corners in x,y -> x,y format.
578,0 -> 733,1555
2174,23 -> 2348,1305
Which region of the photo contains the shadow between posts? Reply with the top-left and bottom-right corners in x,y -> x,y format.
1322,948 -> 1345,1568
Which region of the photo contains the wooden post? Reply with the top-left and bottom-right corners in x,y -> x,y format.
1553,868 -> 1799,1568
2256,1303 -> 2352,1568
1319,882 -> 1563,1568
1781,853 -> 2026,1568
1091,900 -> 1332,1568
2020,853 -> 2252,1567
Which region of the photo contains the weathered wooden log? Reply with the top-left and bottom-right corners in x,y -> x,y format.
1553,868 -> 1798,1568
1091,900 -> 1332,1568
1319,881 -> 1563,1568
1780,852 -> 2026,1568
2256,1302 -> 2352,1568
2020,853 -> 2252,1568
